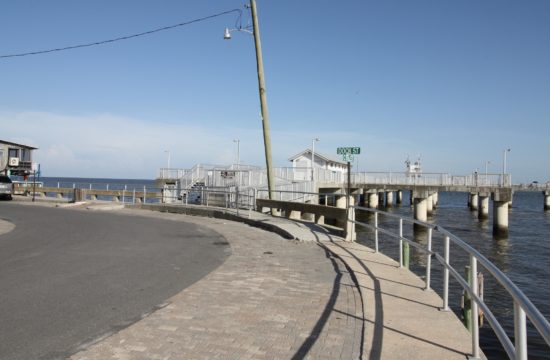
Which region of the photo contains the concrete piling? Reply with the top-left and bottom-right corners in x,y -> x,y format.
478,194 -> 489,220
414,197 -> 428,222
396,190 -> 403,205
386,191 -> 394,207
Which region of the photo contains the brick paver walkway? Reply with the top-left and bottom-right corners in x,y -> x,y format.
71,210 -> 363,359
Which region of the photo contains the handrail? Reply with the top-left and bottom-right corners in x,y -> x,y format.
352,205 -> 550,359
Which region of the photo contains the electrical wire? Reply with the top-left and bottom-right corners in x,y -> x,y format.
0,8 -> 242,59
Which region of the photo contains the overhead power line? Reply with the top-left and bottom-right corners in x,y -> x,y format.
0,8 -> 241,59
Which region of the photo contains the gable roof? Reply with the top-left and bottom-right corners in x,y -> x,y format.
0,140 -> 38,150
288,149 -> 347,166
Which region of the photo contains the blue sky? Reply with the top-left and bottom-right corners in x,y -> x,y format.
1,0 -> 549,182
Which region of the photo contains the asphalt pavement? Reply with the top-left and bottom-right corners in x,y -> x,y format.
0,202 -> 230,360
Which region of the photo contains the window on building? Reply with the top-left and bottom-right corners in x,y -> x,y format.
8,148 -> 19,159
21,149 -> 31,162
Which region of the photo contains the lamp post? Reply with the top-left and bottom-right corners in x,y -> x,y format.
485,161 -> 491,185
233,139 -> 240,169
311,138 -> 319,181
224,0 -> 275,199
502,148 -> 511,186
164,150 -> 171,169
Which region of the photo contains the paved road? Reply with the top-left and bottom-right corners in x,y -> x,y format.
0,202 -> 230,360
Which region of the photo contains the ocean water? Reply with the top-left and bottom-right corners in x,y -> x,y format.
356,191 -> 550,359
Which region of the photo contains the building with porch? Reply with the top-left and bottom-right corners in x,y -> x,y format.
0,140 -> 38,176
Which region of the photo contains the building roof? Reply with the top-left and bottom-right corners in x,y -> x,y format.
0,140 -> 38,150
288,149 -> 347,166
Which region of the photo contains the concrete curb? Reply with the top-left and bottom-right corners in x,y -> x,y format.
0,219 -> 15,236
127,204 -> 295,240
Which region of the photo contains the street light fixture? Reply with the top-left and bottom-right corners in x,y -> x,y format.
503,148 -> 511,186
233,139 -> 240,169
311,138 -> 320,181
164,150 -> 171,169
485,161 -> 491,186
224,0 -> 275,199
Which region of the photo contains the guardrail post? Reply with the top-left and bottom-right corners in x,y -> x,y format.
133,189 -> 136,204
442,235 -> 450,311
425,227 -> 432,290
470,255 -> 480,359
374,212 -> 379,253
402,218 -> 409,269
514,302 -> 527,360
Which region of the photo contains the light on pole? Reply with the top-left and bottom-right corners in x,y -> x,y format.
311,138 -> 319,181
164,150 -> 171,169
224,0 -> 275,199
233,139 -> 240,169
502,148 -> 511,186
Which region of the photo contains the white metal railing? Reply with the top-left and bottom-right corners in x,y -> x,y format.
352,205 -> 549,360
160,164 -> 513,189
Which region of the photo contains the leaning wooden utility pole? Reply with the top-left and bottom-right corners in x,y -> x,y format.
250,0 -> 275,200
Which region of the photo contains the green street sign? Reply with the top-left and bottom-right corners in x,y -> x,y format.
337,147 -> 361,155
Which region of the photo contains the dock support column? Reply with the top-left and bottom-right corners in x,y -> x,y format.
493,201 -> 509,235
414,197 -> 428,222
545,191 -> 550,211
378,191 -> 386,207
433,192 -> 439,209
396,190 -> 403,205
368,193 -> 379,209
470,193 -> 479,211
427,194 -> 434,216
386,191 -> 394,207
478,194 -> 489,220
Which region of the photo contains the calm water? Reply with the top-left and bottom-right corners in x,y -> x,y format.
356,191 -> 550,359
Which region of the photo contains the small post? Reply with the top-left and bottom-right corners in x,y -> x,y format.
402,219 -> 410,269
398,217 -> 403,266
133,189 -> 136,204
470,256 -> 480,359
122,189 -> 125,204
143,186 -> 147,204
442,236 -> 450,311
32,169 -> 37,202
514,302 -> 527,360
374,212 -> 379,253
425,227 -> 432,290
463,265 -> 472,331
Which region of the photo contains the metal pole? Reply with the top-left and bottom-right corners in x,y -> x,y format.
470,255 -> 480,359
398,217 -> 403,266
514,301 -> 528,360
375,212 -> 379,253
443,236 -> 450,311
312,138 -> 315,181
32,169 -> 36,202
425,227 -> 432,290
250,0 -> 274,200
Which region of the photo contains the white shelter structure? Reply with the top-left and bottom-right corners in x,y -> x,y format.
288,149 -> 348,181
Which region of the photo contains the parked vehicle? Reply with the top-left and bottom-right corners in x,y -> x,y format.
0,175 -> 13,200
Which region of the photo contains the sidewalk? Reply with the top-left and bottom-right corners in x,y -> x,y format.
69,205 -> 476,359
